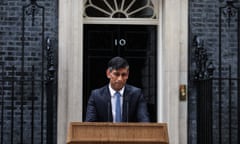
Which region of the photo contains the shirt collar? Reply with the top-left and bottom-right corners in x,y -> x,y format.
108,84 -> 124,97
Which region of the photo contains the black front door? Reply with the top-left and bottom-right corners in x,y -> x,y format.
83,24 -> 157,122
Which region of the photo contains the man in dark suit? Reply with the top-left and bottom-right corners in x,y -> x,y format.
85,56 -> 150,122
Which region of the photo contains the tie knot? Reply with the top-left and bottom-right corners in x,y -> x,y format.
115,92 -> 121,99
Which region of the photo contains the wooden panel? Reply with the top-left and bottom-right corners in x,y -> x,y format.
67,122 -> 169,144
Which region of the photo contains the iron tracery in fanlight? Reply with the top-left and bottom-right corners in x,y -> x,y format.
83,0 -> 158,19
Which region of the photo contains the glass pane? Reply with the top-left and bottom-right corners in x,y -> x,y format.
91,0 -> 112,13
126,0 -> 148,13
85,6 -> 110,17
129,7 -> 154,18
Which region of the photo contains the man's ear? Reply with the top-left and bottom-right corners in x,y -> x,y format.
106,69 -> 111,79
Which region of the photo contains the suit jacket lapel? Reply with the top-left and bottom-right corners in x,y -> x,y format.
122,85 -> 130,122
104,85 -> 113,122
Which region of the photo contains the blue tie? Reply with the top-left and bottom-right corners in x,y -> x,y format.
115,92 -> 121,122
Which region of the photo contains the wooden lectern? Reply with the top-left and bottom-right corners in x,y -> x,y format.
67,122 -> 169,144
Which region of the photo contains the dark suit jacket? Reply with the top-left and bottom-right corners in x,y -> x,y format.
85,84 -> 150,122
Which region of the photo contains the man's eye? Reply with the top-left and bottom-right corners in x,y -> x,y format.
113,73 -> 120,76
113,72 -> 127,77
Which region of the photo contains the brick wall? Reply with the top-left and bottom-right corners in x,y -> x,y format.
189,0 -> 240,144
0,0 -> 58,144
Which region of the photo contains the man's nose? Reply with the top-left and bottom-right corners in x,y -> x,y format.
117,75 -> 124,81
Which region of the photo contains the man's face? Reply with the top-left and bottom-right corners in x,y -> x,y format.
106,68 -> 129,91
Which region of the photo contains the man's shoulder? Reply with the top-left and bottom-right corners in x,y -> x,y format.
92,85 -> 108,93
125,84 -> 141,92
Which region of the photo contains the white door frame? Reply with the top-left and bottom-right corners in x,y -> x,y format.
58,0 -> 188,144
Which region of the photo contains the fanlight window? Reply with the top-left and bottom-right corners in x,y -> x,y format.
84,0 -> 157,19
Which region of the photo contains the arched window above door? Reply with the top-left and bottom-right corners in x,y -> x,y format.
84,0 -> 159,19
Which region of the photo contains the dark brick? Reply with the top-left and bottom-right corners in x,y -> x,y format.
0,0 -> 58,144
189,0 -> 240,144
